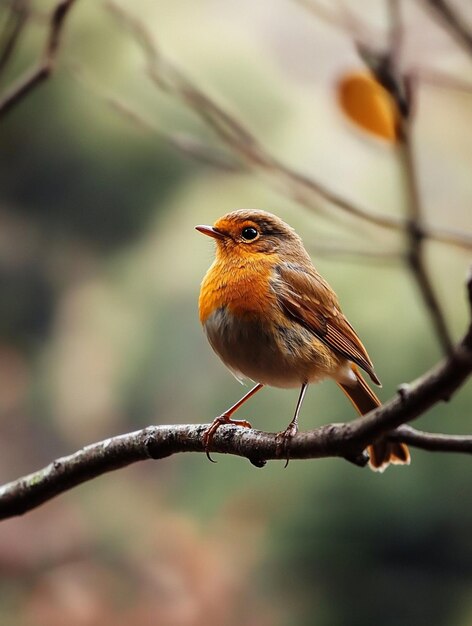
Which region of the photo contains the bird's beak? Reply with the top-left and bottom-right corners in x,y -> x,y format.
195,225 -> 226,240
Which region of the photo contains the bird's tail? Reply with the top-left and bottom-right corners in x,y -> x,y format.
338,365 -> 410,472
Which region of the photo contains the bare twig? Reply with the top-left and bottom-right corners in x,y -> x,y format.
105,1 -> 394,229
310,240 -> 402,262
293,0 -> 344,29
0,0 -> 29,80
0,0 -> 77,119
293,0 -> 380,46
348,265 -> 472,444
69,64 -> 243,171
419,0 -> 472,57
2,0 -> 46,24
399,117 -> 454,352
103,1 -> 472,254
429,227 -> 472,250
358,1 -> 454,353
413,66 -> 472,94
389,425 -> 472,454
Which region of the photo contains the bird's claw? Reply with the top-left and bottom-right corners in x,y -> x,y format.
203,414 -> 252,462
276,423 -> 298,468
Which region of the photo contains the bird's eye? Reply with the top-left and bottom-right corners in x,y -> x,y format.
241,226 -> 259,241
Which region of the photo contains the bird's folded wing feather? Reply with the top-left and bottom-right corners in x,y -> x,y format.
274,263 -> 380,385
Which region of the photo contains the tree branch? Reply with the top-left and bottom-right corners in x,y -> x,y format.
413,66 -> 472,95
0,269 -> 471,521
103,1 -> 472,253
358,1 -> 454,354
346,266 -> 472,443
346,322 -> 472,444
0,0 -> 77,120
0,0 -> 29,80
69,63 -> 243,172
389,425 -> 472,454
419,0 -> 472,58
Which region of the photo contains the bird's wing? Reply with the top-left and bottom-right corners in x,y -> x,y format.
274,263 -> 380,385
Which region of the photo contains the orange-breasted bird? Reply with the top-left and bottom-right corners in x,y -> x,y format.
196,209 -> 410,471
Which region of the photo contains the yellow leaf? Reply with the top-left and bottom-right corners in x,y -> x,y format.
337,72 -> 398,142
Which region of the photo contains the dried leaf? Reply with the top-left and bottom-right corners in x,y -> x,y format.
337,71 -> 397,142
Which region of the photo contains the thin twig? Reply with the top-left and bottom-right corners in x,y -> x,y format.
389,425 -> 472,454
0,0 -> 77,119
359,1 -> 454,354
413,66 -> 472,95
310,240 -> 402,262
0,0 -> 29,80
69,63 -> 243,172
399,121 -> 454,352
293,0 -> 343,29
102,4 -> 411,231
104,1 -> 472,254
348,266 -> 472,444
419,0 -> 472,58
74,51 -> 469,258
2,0 -> 46,24
293,0 -> 380,46
428,226 -> 472,250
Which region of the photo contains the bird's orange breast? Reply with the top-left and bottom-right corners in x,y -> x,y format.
199,252 -> 278,324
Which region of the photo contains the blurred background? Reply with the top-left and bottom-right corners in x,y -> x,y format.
0,0 -> 471,624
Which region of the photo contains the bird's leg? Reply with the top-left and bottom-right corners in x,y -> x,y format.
276,382 -> 308,467
203,383 -> 264,462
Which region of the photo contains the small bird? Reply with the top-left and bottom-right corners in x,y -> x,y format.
196,210 -> 410,471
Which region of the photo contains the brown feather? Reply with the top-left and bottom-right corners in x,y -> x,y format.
338,365 -> 410,471
274,263 -> 381,385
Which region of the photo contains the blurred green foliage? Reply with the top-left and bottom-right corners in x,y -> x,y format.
0,84 -> 187,249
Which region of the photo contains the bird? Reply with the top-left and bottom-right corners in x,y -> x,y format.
196,209 -> 410,471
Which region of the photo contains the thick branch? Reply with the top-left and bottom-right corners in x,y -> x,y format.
346,324 -> 472,444
0,288 -> 471,521
0,422 -> 369,521
0,0 -> 77,119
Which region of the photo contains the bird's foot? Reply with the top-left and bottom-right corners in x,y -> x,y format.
203,414 -> 252,462
276,422 -> 298,468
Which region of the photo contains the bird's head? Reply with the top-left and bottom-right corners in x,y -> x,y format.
195,209 -> 308,261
